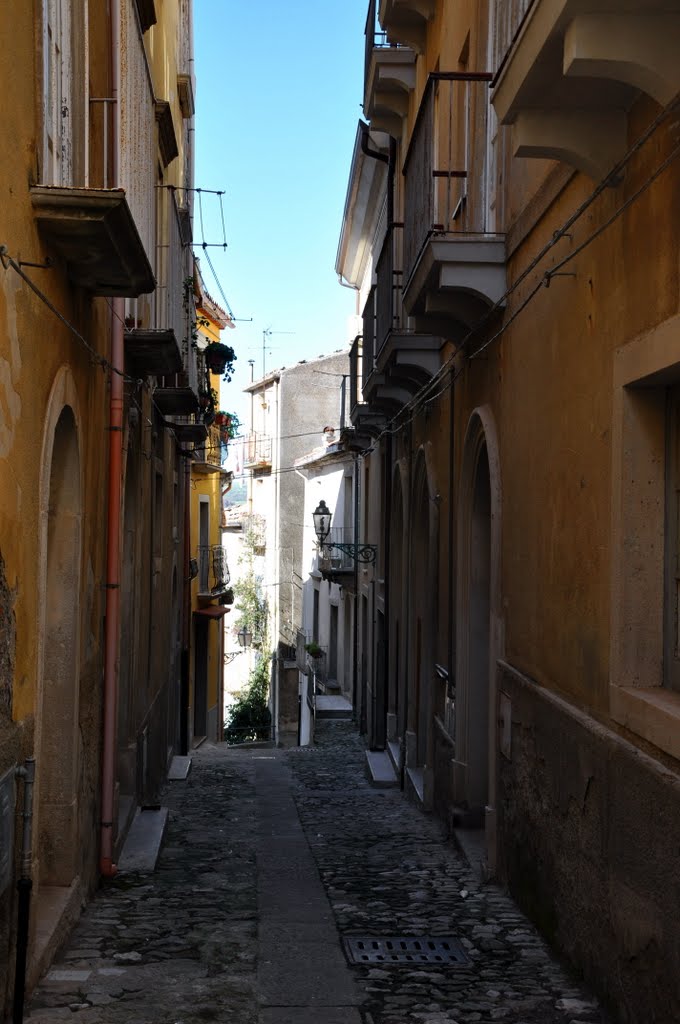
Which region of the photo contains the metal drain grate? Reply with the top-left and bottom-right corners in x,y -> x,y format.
343,936 -> 469,966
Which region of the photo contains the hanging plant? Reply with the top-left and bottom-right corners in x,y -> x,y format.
204,342 -> 236,380
214,411 -> 241,440
198,386 -> 219,411
305,641 -> 323,659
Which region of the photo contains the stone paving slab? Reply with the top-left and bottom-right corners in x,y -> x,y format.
22,724 -> 616,1024
117,807 -> 168,873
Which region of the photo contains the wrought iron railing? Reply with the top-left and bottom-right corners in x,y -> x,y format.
375,225 -> 403,354
243,433 -> 273,469
362,288 -> 376,388
194,425 -> 223,468
154,189 -> 190,358
364,0 -> 408,95
197,544 -> 230,595
403,73 -> 494,288
349,336 -> 363,415
119,0 -> 155,265
319,528 -> 356,574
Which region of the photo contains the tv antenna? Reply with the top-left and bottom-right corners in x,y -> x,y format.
261,326 -> 294,379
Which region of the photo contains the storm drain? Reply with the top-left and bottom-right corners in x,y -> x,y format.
343,936 -> 469,966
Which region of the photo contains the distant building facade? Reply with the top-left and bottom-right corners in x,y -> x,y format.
243,352 -> 350,744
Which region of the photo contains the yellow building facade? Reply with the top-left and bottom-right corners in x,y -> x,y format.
0,0 -> 204,1009
188,278 -> 235,744
344,0 -> 680,1019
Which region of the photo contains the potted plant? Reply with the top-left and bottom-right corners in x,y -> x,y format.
214,411 -> 241,441
204,342 -> 236,380
304,641 -> 323,659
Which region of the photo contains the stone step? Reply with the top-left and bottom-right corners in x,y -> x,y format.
117,806 -> 168,873
365,749 -> 399,788
316,695 -> 353,719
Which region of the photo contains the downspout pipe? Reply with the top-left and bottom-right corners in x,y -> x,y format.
180,452 -> 192,755
360,124 -> 396,227
12,757 -> 35,1024
100,0 -> 123,877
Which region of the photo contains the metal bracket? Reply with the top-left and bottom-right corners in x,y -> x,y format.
323,542 -> 377,565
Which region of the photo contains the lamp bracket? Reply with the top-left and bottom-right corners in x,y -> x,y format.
322,541 -> 377,565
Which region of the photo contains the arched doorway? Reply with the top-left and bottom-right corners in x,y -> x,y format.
467,442 -> 491,809
38,405 -> 82,887
455,408 -> 502,843
407,452 -> 436,797
388,467 -> 405,750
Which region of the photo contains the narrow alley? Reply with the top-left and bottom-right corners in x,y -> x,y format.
25,721 -> 611,1024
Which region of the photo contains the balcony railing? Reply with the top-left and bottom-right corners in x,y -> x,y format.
197,545 -> 230,597
365,0 -> 410,89
362,289 -> 376,389
124,186 -> 190,379
243,433 -> 273,470
319,528 -> 357,575
119,0 -> 156,268
375,224 -> 403,354
193,425 -> 223,471
403,73 -> 494,288
364,0 -> 415,134
350,333 -> 366,417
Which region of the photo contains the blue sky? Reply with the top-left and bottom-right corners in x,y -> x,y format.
193,0 -> 368,426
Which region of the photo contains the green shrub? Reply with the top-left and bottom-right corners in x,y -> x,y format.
224,656 -> 271,744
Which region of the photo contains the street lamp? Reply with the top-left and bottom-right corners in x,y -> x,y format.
311,499 -> 377,565
312,500 -> 332,544
237,625 -> 252,648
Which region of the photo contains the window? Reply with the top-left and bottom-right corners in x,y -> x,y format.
312,588 -> 319,643
610,314 -> 680,759
43,0 -> 72,185
665,387 -> 680,692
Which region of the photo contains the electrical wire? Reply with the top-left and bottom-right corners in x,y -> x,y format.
360,92 -> 680,451
201,247 -> 235,319
0,247 -> 209,452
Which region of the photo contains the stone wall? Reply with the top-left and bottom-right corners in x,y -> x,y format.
498,662 -> 680,1024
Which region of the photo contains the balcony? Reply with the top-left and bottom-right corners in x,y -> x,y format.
243,433 -> 273,471
318,528 -> 357,584
349,335 -> 387,438
378,0 -> 434,53
402,74 -> 505,336
125,189 -> 189,378
491,0 -> 680,180
193,426 -> 225,474
222,506 -> 245,530
364,0 -> 416,136
197,545 -> 230,600
31,187 -> 154,297
361,236 -> 443,414
32,2 -> 158,296
165,415 -> 206,446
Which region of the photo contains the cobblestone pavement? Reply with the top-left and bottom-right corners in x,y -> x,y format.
287,721 -> 612,1024
23,719 -> 614,1024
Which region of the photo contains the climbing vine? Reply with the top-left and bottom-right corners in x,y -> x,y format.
224,655 -> 271,744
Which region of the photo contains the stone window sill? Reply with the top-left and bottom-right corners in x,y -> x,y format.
610,684 -> 680,761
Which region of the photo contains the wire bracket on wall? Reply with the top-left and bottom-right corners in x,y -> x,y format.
18,257 -> 53,270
